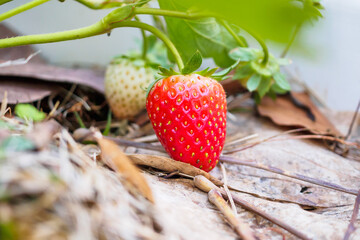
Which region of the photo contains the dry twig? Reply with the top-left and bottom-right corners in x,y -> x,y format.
220,163 -> 237,215
208,189 -> 256,240
220,155 -> 358,196
194,176 -> 311,240
345,99 -> 360,140
343,190 -> 360,240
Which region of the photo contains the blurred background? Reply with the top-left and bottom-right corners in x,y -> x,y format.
1,0 -> 359,111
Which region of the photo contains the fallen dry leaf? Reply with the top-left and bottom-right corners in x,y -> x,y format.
0,23 -> 105,104
97,137 -> 154,203
127,154 -> 224,186
0,63 -> 105,93
257,92 -> 342,137
0,79 -> 59,104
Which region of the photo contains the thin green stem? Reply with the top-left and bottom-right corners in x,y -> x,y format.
243,27 -> 269,65
113,21 -> 184,70
0,18 -> 184,71
134,7 -> 218,19
218,19 -> 246,48
0,21 -> 107,47
135,16 -> 148,60
0,0 -> 50,22
281,23 -> 302,58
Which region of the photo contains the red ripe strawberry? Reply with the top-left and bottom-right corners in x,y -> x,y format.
146,74 -> 227,172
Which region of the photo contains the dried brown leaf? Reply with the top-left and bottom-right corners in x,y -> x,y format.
0,24 -> 104,104
258,92 -> 342,137
97,137 -> 154,203
0,79 -> 59,104
0,63 -> 105,94
127,154 -> 224,186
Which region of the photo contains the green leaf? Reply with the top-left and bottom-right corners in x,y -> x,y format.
273,72 -> 291,91
195,67 -> 218,77
177,0 -> 323,43
271,82 -> 289,94
247,74 -> 261,92
250,61 -> 272,78
158,0 -> 238,68
211,58 -> 241,81
229,47 -> 260,62
181,51 -> 202,74
233,64 -> 253,79
15,104 -> 46,122
158,66 -> 178,76
257,77 -> 272,97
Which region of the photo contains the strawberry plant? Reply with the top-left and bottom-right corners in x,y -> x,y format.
0,0 -> 323,170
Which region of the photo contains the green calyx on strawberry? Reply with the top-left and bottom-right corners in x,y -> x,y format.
229,47 -> 291,103
146,51 -> 240,172
104,35 -> 171,119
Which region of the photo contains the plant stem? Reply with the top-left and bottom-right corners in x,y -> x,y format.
0,21 -> 107,46
0,0 -> 50,22
0,20 -> 184,71
244,28 -> 269,65
113,21 -> 183,70
134,7 -> 218,19
218,19 -> 247,48
135,16 -> 148,60
281,23 -> 302,58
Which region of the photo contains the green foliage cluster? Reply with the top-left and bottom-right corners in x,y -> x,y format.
0,0 -> 323,100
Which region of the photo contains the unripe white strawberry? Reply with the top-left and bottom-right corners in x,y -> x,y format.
104,58 -> 155,119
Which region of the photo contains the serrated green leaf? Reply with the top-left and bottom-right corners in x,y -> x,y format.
181,51 -> 202,74
247,74 -> 261,92
158,67 -> 178,76
271,82 -> 289,94
177,0 -> 323,43
195,67 -> 218,77
250,61 -> 272,77
257,77 -> 272,97
233,64 -> 253,79
158,0 -> 238,68
229,47 -> 260,61
211,58 -> 241,81
273,72 -> 291,91
15,104 -> 46,122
